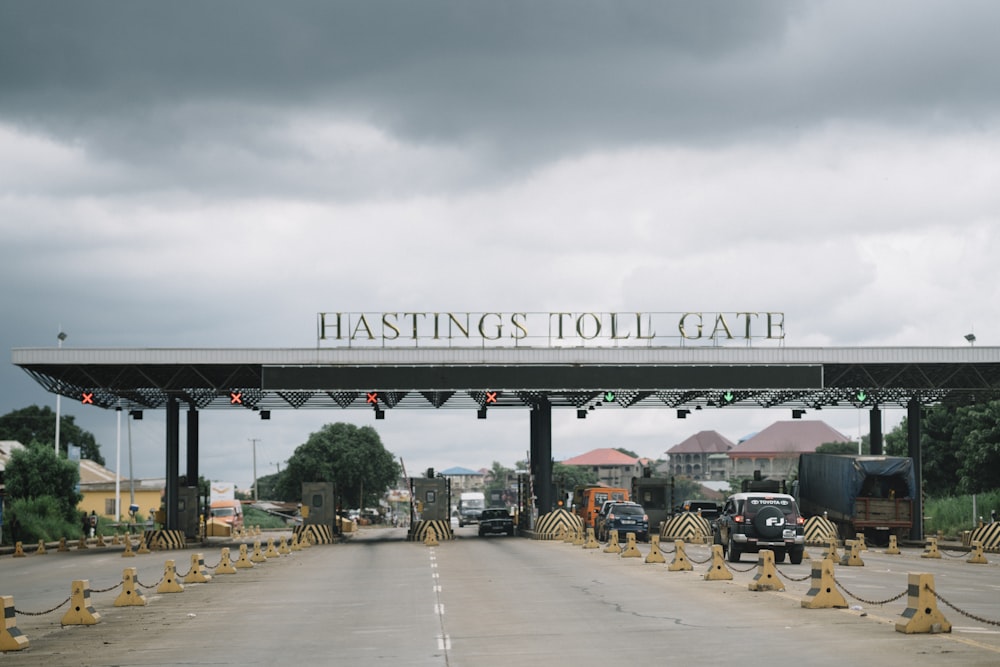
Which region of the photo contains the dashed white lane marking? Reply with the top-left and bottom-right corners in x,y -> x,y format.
434,603 -> 445,615
437,635 -> 452,649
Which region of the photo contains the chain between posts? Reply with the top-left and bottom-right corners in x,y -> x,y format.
727,562 -> 759,573
14,597 -> 72,616
832,575 -> 907,606
938,547 -> 968,559
775,567 -> 812,582
136,575 -> 166,590
928,584 -> 1000,627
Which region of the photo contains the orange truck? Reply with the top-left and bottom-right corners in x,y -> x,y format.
573,485 -> 630,529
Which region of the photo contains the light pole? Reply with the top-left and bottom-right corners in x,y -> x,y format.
249,438 -> 260,501
54,330 -> 67,456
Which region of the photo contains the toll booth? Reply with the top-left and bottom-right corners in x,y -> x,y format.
410,474 -> 450,523
178,486 -> 199,540
302,482 -> 337,533
632,475 -> 673,537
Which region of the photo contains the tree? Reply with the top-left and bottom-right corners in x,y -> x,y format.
816,440 -> 866,455
615,447 -> 639,458
0,405 -> 105,465
552,462 -> 598,491
484,461 -> 514,497
4,441 -> 83,523
275,423 -> 400,508
883,400 -> 1000,496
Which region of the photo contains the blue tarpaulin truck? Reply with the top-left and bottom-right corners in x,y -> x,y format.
796,453 -> 917,545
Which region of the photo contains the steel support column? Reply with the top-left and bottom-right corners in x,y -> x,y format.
907,398 -> 922,541
186,406 -> 199,486
530,397 -> 553,515
869,406 -> 883,455
165,396 -> 180,531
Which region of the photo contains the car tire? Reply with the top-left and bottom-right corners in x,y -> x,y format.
727,534 -> 742,563
789,546 -> 804,565
773,548 -> 786,563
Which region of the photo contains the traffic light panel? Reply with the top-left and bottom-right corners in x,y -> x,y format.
721,391 -> 736,405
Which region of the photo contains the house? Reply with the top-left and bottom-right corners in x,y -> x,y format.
439,466 -> 485,493
77,459 -> 164,522
560,448 -> 641,488
665,430 -> 736,481
726,420 -> 850,481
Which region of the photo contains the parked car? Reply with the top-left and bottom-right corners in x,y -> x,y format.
602,502 -> 649,542
478,508 -> 515,537
675,499 -> 721,520
713,492 -> 805,564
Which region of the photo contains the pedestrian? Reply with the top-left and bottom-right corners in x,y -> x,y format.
89,510 -> 98,538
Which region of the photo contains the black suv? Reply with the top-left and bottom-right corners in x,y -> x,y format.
478,508 -> 515,537
713,492 -> 805,564
602,502 -> 649,542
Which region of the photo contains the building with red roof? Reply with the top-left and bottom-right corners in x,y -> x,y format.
727,420 -> 850,481
560,448 -> 641,488
664,430 -> 735,481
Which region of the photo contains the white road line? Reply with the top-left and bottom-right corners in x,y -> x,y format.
437,635 -> 451,649
434,603 -> 445,615
433,585 -> 441,592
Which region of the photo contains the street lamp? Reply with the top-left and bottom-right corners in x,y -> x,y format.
965,333 -> 976,346
54,330 -> 67,456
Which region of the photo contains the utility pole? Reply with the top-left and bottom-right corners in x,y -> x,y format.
249,438 -> 260,501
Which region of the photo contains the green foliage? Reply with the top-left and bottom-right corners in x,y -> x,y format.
6,496 -> 82,544
923,490 -> 1000,537
0,405 -> 105,465
243,505 -> 292,530
254,471 -> 283,500
552,462 -> 597,490
484,461 -> 514,497
816,440 -> 865,455
884,399 -> 1000,495
4,442 -> 82,523
614,447 -> 639,458
275,423 -> 400,508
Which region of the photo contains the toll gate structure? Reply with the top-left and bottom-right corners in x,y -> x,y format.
12,345 -> 1000,540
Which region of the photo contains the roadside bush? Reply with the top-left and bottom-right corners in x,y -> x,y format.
924,490 -> 1000,538
243,506 -> 291,530
6,496 -> 82,544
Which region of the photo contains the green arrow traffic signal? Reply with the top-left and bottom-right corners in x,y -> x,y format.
856,390 -> 867,402
603,391 -> 616,402
722,391 -> 735,404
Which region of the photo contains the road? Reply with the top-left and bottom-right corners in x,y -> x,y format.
2,527 -> 999,666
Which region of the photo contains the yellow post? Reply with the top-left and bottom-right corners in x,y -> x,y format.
250,540 -> 268,563
895,573 -> 951,634
265,538 -> 281,558
645,535 -> 666,564
582,527 -> 600,549
668,540 -> 693,571
921,537 -> 942,559
114,568 -> 147,607
0,596 -> 29,652
885,534 -> 901,555
801,559 -> 847,609
58,537 -> 68,552
278,536 -> 291,555
572,527 -> 585,546
966,541 -> 988,565
234,543 -> 255,569
61,580 -> 101,626
12,541 -> 25,558
840,540 -> 865,567
121,535 -> 135,557
854,532 -> 868,551
620,533 -> 642,558
748,549 -> 785,591
184,553 -> 212,584
604,530 -> 622,554
215,547 -> 238,575
704,545 -> 733,581
424,525 -> 439,547
35,540 -> 47,555
823,536 -> 839,562
157,559 -> 184,593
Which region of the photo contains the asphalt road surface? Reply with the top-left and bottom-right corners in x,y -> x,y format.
2,527 -> 999,666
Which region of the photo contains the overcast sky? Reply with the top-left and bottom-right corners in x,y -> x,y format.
2,2 -> 998,491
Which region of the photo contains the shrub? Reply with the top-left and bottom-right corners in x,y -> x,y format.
924,490 -> 1000,538
6,496 -> 82,544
